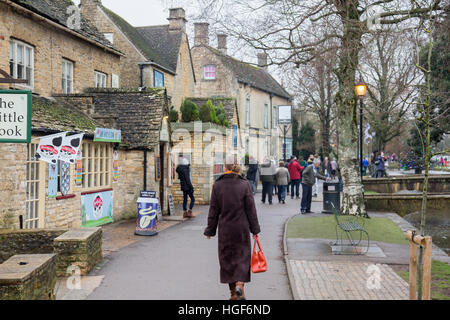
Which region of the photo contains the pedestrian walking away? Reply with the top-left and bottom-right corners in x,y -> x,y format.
204,157 -> 261,300
176,157 -> 195,218
288,156 -> 303,199
300,159 -> 329,214
275,161 -> 290,204
246,156 -> 258,195
260,157 -> 276,205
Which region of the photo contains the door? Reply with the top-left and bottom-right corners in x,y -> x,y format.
159,143 -> 165,213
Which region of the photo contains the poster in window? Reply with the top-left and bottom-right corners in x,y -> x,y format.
81,190 -> 114,227
75,150 -> 83,186
155,155 -> 161,181
59,161 -> 70,196
48,163 -> 58,198
113,150 -> 119,182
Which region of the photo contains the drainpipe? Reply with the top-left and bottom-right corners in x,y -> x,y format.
143,149 -> 147,191
139,64 -> 144,88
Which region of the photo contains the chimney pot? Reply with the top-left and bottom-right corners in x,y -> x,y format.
257,52 -> 268,70
194,22 -> 210,46
168,8 -> 187,32
217,34 -> 227,55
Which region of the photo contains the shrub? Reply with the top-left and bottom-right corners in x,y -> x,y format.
169,106 -> 179,122
215,103 -> 229,126
199,103 -> 212,122
180,99 -> 199,122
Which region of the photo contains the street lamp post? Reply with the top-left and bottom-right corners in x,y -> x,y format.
355,80 -> 367,185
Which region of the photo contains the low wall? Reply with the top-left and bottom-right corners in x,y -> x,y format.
0,229 -> 67,264
365,194 -> 450,216
363,175 -> 450,194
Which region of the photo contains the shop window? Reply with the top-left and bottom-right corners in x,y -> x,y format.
9,39 -> 34,88
82,142 -> 111,189
25,143 -> 44,229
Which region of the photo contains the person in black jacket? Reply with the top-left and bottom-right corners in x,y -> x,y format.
176,158 -> 195,218
246,157 -> 258,195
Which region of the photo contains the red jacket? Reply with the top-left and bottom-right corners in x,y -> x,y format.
288,160 -> 304,180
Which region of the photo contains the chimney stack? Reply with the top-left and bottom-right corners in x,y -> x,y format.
194,22 -> 209,46
257,53 -> 268,70
217,34 -> 227,54
168,8 -> 187,32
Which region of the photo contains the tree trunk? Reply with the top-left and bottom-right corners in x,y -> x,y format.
335,3 -> 367,217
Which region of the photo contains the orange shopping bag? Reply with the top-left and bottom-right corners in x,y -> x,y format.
251,235 -> 267,273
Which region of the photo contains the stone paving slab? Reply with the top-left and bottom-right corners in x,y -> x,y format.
289,260 -> 409,300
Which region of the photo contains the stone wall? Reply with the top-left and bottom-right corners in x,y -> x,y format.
0,254 -> 57,300
0,1 -> 120,96
363,175 -> 450,194
0,229 -> 67,264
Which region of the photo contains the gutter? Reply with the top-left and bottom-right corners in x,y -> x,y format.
3,0 -> 124,57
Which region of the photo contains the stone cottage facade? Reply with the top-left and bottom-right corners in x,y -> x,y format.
191,23 -> 293,162
0,0 -> 173,230
79,1 -> 196,110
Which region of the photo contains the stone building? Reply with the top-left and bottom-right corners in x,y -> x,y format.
0,0 -> 173,230
191,23 -> 293,162
79,1 -> 196,110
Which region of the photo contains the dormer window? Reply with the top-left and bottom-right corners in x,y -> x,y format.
204,65 -> 216,80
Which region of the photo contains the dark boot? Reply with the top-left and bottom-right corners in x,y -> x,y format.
183,211 -> 189,219
228,283 -> 239,300
235,282 -> 246,300
187,209 -> 194,218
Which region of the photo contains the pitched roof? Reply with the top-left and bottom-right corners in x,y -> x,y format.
10,0 -> 120,53
100,6 -> 176,74
205,46 -> 291,100
32,96 -> 100,134
136,25 -> 183,74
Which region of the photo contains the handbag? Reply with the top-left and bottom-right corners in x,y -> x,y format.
251,235 -> 267,273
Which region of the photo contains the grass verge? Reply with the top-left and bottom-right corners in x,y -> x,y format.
286,216 -> 409,245
396,260 -> 450,300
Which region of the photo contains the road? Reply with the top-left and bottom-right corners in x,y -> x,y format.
87,188 -> 301,300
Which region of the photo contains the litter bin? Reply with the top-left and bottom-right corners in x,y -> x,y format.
322,181 -> 340,214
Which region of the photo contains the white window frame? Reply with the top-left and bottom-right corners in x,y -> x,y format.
82,142 -> 112,190
9,39 -> 34,88
246,98 -> 250,125
204,65 -> 216,80
94,71 -> 107,88
25,143 -> 45,229
62,59 -> 74,94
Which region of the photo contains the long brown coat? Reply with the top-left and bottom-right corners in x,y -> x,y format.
204,173 -> 261,284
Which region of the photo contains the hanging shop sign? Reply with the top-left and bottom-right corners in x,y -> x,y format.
0,90 -> 31,143
75,150 -> 83,186
278,105 -> 292,125
81,189 -> 114,227
59,133 -> 84,164
35,132 -> 66,164
113,150 -> 119,182
94,128 -> 121,143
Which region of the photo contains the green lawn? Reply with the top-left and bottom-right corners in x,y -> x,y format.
364,190 -> 379,195
396,260 -> 450,300
286,216 -> 409,245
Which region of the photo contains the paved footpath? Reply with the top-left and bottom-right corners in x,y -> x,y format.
85,187 -> 298,300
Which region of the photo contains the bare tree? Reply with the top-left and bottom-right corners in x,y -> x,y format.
181,0 -> 443,216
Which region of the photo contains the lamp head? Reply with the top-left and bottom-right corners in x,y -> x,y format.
355,81 -> 367,98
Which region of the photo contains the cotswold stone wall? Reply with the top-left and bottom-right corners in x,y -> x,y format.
363,175 -> 450,194
0,254 -> 57,300
0,229 -> 66,264
0,1 -> 120,95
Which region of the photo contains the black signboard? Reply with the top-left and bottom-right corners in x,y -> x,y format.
140,190 -> 157,198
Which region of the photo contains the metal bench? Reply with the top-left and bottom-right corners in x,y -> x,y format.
326,201 -> 370,255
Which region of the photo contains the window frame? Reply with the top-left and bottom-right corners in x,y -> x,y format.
264,103 -> 269,128
62,59 -> 74,94
9,39 -> 34,89
94,71 -> 107,88
203,65 -> 216,80
272,105 -> 277,128
81,141 -> 112,191
25,143 -> 45,229
153,69 -> 165,88
245,98 -> 250,126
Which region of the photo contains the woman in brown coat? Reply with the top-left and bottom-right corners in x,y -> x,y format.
204,159 -> 261,300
